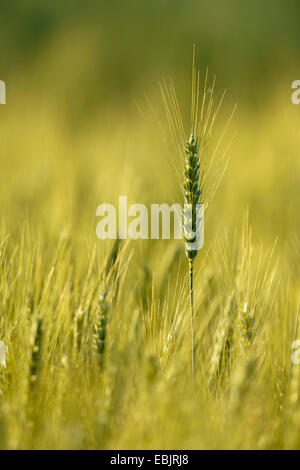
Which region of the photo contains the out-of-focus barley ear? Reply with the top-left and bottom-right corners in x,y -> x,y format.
159,246 -> 182,298
104,238 -> 122,279
145,353 -> 159,385
209,291 -> 237,389
29,317 -> 43,389
0,341 -> 8,399
26,291 -> 34,316
93,239 -> 122,370
135,264 -> 152,312
104,238 -> 123,305
94,293 -> 109,370
230,357 -> 258,415
228,300 -> 258,415
71,306 -> 85,352
238,301 -> 256,350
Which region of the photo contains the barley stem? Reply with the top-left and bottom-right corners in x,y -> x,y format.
189,258 -> 195,376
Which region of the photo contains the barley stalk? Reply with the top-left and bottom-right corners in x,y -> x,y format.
184,134 -> 202,375
188,258 -> 195,376
159,48 -> 232,376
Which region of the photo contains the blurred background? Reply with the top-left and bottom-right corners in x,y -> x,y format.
1,0 -> 300,109
1,0 -> 300,450
0,0 -> 299,251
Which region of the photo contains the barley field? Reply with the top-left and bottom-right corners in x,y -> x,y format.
0,1 -> 300,450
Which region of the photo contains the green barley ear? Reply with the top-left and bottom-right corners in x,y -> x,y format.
184,133 -> 202,259
29,317 -> 43,387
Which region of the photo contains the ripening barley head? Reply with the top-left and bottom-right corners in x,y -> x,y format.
183,133 -> 202,260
